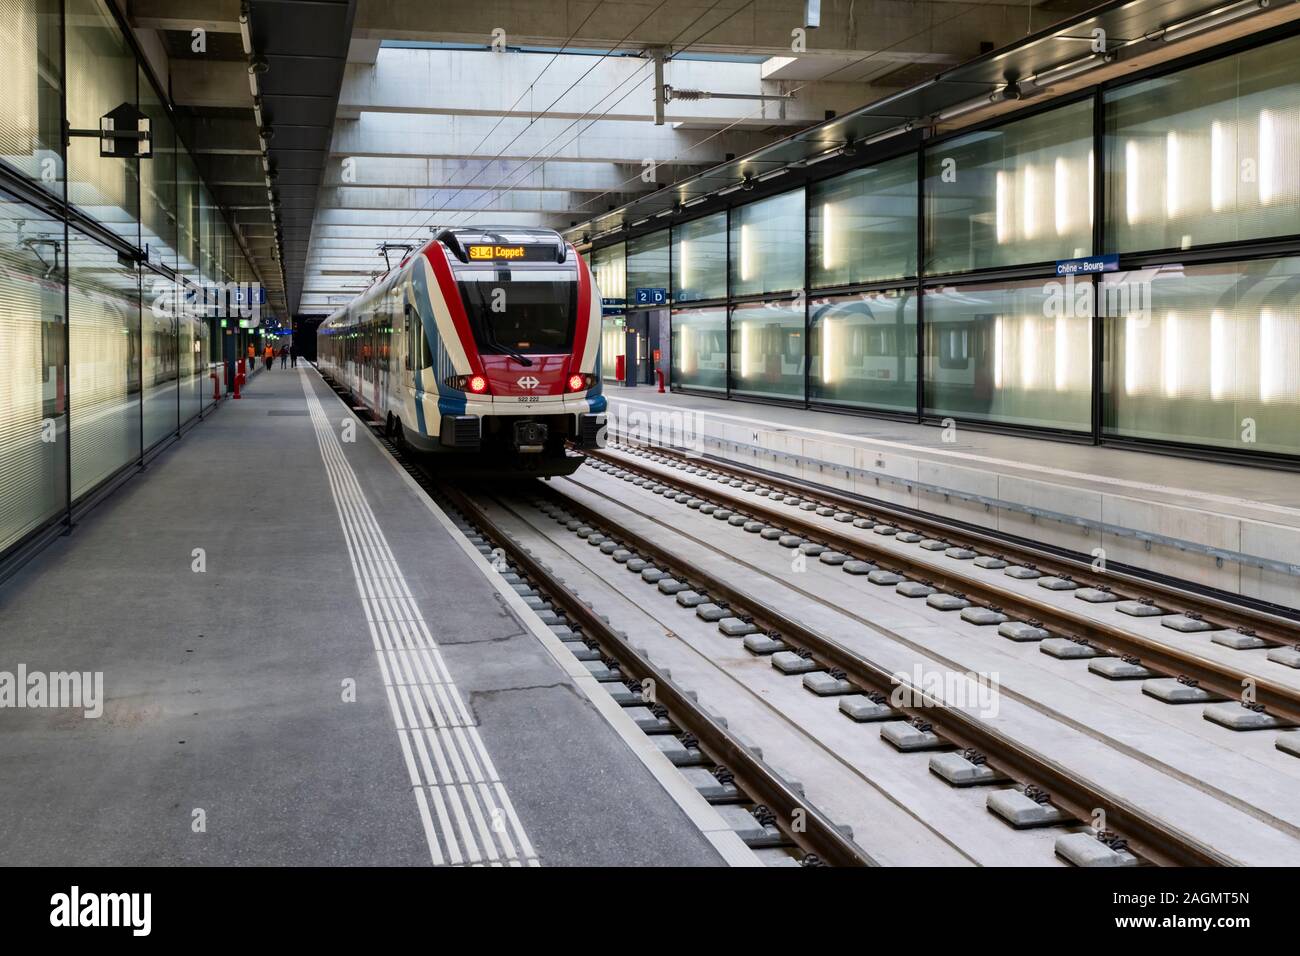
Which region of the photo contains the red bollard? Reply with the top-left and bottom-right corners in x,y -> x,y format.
233,371 -> 245,399
655,368 -> 666,393
210,370 -> 220,401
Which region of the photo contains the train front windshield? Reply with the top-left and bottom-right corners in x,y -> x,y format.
457,272 -> 576,355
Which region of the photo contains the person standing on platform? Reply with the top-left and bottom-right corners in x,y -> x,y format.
246,343 -> 255,370
263,342 -> 274,370
290,343 -> 298,368
280,345 -> 288,369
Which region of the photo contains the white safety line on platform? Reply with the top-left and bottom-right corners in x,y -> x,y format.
318,371 -> 762,867
609,395 -> 1300,521
300,371 -> 539,867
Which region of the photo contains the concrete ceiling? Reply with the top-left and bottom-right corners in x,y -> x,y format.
133,0 -> 1099,314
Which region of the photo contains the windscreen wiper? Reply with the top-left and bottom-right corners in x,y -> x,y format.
471,283 -> 534,366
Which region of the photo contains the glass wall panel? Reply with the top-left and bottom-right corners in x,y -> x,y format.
69,229 -> 140,496
809,155 -> 917,288
65,0 -> 139,245
601,315 -> 624,381
177,151 -> 203,421
730,189 -> 804,297
925,99 -> 1093,275
0,190 -> 66,553
1106,34 -> 1300,253
626,230 -> 669,301
139,71 -> 176,271
1102,257 -> 1300,456
142,269 -> 177,447
923,278 -> 1092,431
671,306 -> 727,392
592,242 -> 625,303
810,289 -> 917,412
672,212 -> 726,302
729,300 -> 805,400
0,0 -> 63,190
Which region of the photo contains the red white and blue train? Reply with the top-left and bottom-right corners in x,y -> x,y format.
318,227 -> 606,476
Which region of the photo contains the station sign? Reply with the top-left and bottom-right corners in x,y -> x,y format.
231,285 -> 268,306
634,287 -> 668,305
1055,254 -> 1119,277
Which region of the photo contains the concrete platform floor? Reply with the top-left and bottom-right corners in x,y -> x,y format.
0,367 -> 728,867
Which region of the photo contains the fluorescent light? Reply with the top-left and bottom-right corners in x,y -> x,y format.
1055,315 -> 1068,392
1210,310 -> 1228,399
1165,131 -> 1181,218
1020,315 -> 1038,389
239,6 -> 252,56
1210,121 -> 1229,212
822,317 -> 834,384
1162,0 -> 1269,43
1054,157 -> 1069,237
822,202 -> 835,270
740,320 -> 751,378
1163,311 -> 1180,398
1023,163 -> 1037,239
1260,109 -> 1276,205
1125,140 -> 1140,225
739,223 -> 753,282
993,317 -> 1004,389
996,170 -> 1009,244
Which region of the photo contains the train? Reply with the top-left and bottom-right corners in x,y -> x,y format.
317,226 -> 606,476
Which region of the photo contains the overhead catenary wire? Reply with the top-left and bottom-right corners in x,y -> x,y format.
437,0 -> 764,229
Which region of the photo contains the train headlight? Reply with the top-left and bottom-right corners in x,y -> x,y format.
566,373 -> 596,392
445,373 -> 491,394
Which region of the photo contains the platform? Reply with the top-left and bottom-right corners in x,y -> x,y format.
0,367 -> 751,867
605,389 -> 1300,609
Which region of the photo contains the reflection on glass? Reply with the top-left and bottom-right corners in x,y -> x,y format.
810,156 -> 917,288
924,278 -> 1091,430
1103,257 -> 1300,455
592,242 -> 625,302
0,0 -> 63,191
672,212 -> 726,302
810,289 -> 916,411
1107,34 -> 1300,253
0,191 -> 67,553
626,230 -> 669,301
65,0 -> 140,246
730,190 -> 804,297
729,300 -> 805,399
69,230 -> 140,497
925,99 -> 1093,275
601,316 -> 625,381
671,307 -> 727,392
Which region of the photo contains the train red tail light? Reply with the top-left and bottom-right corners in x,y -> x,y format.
567,373 -> 596,392
445,373 -> 491,394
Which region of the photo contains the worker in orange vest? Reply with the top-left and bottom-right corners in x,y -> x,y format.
263,342 -> 274,370
246,343 -> 255,371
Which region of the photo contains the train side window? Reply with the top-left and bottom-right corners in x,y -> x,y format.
405,305 -> 416,371
938,326 -> 970,370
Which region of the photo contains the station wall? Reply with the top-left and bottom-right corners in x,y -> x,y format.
593,28 -> 1300,466
0,0 -> 271,563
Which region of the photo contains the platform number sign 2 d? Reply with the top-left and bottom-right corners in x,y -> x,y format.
634,288 -> 667,305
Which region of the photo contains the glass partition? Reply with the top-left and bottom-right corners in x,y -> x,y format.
672,212 -> 726,302
0,0 -> 63,191
810,289 -> 917,412
65,0 -> 140,246
923,277 -> 1092,431
925,98 -> 1094,275
729,299 -> 805,400
671,306 -> 727,392
591,242 -> 625,303
1105,33 -> 1300,253
809,155 -> 917,288
0,189 -> 66,552
730,189 -> 804,298
1102,257 -> 1300,456
626,230 -> 669,302
68,228 -> 141,497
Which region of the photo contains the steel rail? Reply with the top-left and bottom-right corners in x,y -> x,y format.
610,444 -> 1300,645
541,476 -> 1230,867
437,482 -> 876,867
587,447 -> 1300,727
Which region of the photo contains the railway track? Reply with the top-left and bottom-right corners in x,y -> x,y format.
521,467 -> 1253,868
321,374 -> 870,867
584,442 -> 1300,730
